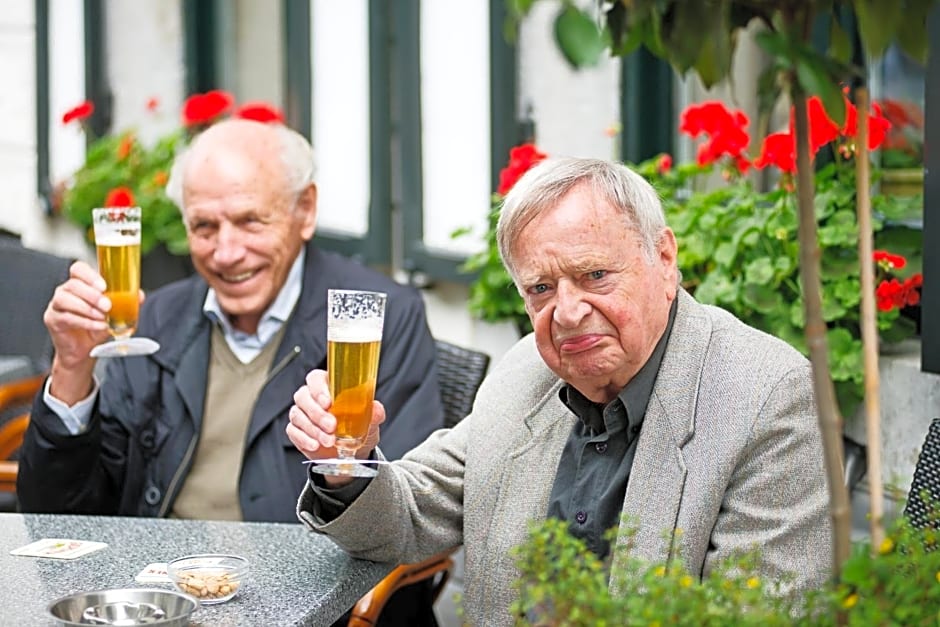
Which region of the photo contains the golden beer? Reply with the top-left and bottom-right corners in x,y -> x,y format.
328,339 -> 382,446
92,207 -> 142,341
96,242 -> 141,338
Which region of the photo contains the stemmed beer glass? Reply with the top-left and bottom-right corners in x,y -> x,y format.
308,289 -> 386,478
89,207 -> 160,358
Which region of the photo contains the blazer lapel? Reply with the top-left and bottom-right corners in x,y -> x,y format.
613,291 -> 710,574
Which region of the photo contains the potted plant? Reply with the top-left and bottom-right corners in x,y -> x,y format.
57,92 -> 285,288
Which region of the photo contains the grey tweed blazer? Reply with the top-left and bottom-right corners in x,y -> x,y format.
298,290 -> 833,626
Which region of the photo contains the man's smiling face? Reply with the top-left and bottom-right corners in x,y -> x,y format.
182,121 -> 316,334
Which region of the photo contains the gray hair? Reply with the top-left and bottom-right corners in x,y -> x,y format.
496,156 -> 667,279
165,121 -> 317,214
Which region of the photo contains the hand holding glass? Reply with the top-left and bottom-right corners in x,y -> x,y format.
309,289 -> 386,478
89,207 -> 160,358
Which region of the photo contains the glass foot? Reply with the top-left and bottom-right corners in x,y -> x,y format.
90,337 -> 161,358
305,458 -> 381,478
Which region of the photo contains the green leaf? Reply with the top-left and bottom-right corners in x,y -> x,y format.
852,0 -> 904,58
554,5 -> 607,69
658,2 -> 711,76
795,52 -> 846,126
744,257 -> 775,286
828,15 -> 852,64
691,2 -> 734,88
742,283 -> 783,313
895,0 -> 933,63
695,272 -> 737,305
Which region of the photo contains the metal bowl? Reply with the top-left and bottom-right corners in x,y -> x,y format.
47,588 -> 198,626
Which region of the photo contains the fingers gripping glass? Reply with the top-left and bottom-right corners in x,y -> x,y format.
88,207 -> 160,358
308,289 -> 386,479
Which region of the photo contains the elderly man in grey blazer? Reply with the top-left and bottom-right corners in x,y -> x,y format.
288,156 -> 833,626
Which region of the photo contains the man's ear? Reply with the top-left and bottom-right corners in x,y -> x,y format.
296,184 -> 318,240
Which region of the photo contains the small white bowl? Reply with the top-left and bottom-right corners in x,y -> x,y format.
166,554 -> 248,605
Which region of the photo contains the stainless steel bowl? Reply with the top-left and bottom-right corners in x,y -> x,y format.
47,588 -> 198,626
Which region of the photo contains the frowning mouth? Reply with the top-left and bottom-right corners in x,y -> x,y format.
557,334 -> 604,353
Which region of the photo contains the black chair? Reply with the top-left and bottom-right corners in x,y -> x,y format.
435,339 -> 492,429
347,339 -> 491,627
903,418 -> 940,530
0,238 -> 72,511
0,238 -> 72,377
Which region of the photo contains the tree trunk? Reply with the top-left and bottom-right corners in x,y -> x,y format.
853,86 -> 886,550
791,87 -> 852,573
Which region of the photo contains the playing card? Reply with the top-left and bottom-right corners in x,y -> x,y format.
10,538 -> 108,560
135,562 -> 171,583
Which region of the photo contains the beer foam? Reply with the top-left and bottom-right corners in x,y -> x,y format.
328,318 -> 383,342
94,225 -> 140,246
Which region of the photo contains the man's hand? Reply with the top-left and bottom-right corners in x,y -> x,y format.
287,369 -> 386,485
43,260 -> 142,405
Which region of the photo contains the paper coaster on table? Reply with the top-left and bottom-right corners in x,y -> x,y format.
10,538 -> 108,560
135,562 -> 171,583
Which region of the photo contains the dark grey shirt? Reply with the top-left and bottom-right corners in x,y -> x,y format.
546,299 -> 677,559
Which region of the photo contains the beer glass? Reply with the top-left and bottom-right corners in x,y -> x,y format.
309,289 -> 387,478
89,207 -> 160,358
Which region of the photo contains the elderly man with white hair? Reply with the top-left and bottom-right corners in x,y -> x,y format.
18,118 -> 442,526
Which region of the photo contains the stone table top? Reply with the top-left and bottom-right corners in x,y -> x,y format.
0,512 -> 393,626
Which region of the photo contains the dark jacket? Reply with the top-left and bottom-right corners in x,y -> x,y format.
18,245 -> 443,522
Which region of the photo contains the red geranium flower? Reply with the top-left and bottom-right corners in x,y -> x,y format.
497,143 -> 548,195
62,100 -> 95,125
234,102 -> 285,123
753,132 -> 796,173
104,187 -> 136,208
876,279 -> 903,312
841,101 -> 892,151
680,101 -> 750,166
181,90 -> 234,127
657,153 -> 672,174
873,250 -> 907,271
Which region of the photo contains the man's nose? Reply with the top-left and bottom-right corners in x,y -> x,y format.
213,223 -> 246,265
553,281 -> 590,327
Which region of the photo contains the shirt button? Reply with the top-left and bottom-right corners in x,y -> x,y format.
594,442 -> 608,454
631,425 -> 641,435
575,511 -> 587,524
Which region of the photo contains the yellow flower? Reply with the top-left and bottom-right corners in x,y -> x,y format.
746,577 -> 760,589
679,575 -> 694,588
842,593 -> 859,609
935,571 -> 940,584
653,566 -> 666,577
879,537 -> 895,554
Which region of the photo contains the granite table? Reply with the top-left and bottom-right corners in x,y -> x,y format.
0,513 -> 394,626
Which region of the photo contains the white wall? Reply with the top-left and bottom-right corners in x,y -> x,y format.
0,1 -> 38,242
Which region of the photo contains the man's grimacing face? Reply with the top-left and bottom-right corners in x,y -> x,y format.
182,124 -> 317,334
510,183 -> 678,403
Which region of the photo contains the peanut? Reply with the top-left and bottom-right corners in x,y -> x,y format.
175,570 -> 240,599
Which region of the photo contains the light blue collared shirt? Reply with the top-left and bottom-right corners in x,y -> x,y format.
45,248 -> 306,435
203,248 -> 305,364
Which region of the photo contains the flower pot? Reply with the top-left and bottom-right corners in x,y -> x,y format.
880,167 -> 923,198
142,243 -> 194,291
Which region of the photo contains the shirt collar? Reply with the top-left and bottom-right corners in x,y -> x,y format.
203,247 -> 305,345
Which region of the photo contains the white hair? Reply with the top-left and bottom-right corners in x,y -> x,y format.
164,121 -> 317,214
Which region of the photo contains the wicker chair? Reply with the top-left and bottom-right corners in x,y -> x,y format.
347,339 -> 491,626
903,418 -> 940,530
